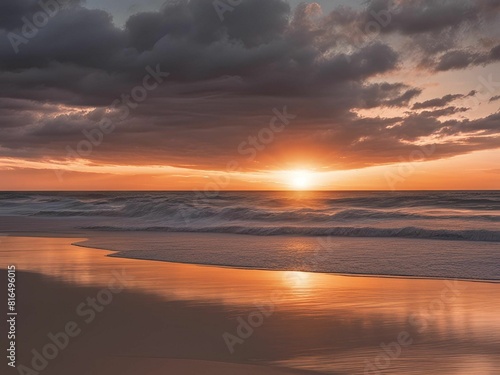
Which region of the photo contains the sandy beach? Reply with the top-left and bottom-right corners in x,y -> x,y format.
2,0 -> 500,371
2,269 -> 315,375
1,235 -> 500,374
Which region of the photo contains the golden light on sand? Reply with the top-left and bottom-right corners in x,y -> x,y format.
284,271 -> 311,289
287,170 -> 314,190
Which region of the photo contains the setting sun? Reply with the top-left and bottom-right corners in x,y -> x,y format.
288,170 -> 314,190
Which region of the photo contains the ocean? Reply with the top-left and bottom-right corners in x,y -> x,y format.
1,191 -> 499,280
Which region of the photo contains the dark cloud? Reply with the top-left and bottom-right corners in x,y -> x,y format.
366,0 -> 483,35
491,43 -> 500,59
0,0 -> 499,172
0,0 -> 41,29
412,91 -> 475,109
417,106 -> 470,117
355,83 -> 421,109
0,0 -> 82,30
413,94 -> 463,109
126,0 -> 290,50
435,50 -> 484,71
359,0 -> 500,72
435,44 -> 500,71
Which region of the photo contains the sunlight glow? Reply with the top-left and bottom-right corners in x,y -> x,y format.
284,271 -> 311,289
287,170 -> 314,190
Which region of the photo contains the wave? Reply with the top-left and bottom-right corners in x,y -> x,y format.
31,206 -> 500,222
2,192 -> 499,243
80,225 -> 500,242
29,199 -> 500,222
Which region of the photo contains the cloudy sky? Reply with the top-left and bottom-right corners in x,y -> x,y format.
0,0 -> 499,190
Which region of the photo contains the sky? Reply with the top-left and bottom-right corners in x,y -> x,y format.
0,0 -> 499,190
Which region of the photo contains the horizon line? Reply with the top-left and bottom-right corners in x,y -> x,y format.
0,189 -> 499,192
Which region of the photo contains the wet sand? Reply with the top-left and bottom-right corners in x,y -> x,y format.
1,270 -> 315,375
1,236 -> 500,374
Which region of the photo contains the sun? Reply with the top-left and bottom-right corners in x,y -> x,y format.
287,169 -> 314,190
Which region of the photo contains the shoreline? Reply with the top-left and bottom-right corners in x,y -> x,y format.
1,235 -> 499,375
1,230 -> 499,283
